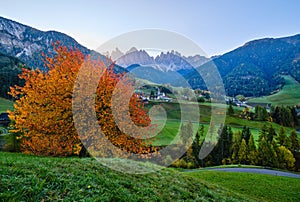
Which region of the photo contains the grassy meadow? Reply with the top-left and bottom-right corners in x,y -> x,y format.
0,152 -> 248,201
1,152 -> 300,201
184,170 -> 300,202
147,101 -> 296,146
249,75 -> 300,106
0,97 -> 13,113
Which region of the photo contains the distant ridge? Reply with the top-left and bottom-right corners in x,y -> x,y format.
185,34 -> 300,96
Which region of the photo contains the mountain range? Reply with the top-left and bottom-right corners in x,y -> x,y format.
110,47 -> 209,72
0,16 -> 300,97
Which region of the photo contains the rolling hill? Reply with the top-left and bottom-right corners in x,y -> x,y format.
1,152 -> 299,201
249,75 -> 300,106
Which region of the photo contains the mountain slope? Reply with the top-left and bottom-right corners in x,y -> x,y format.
0,52 -> 27,99
0,16 -> 127,75
186,34 -> 300,96
0,16 -> 90,69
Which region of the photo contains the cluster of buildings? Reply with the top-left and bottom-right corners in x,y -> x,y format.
136,88 -> 173,104
225,97 -> 248,107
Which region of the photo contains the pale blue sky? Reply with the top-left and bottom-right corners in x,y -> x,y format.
1,0 -> 300,56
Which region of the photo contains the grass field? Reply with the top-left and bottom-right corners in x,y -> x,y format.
249,75 -> 300,106
148,102 -> 295,146
0,97 -> 13,113
1,152 -> 299,201
0,152 -> 248,201
185,170 -> 300,202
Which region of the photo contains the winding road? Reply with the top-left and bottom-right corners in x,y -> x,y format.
185,167 -> 300,178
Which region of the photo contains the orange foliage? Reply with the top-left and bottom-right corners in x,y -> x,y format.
9,44 -> 153,157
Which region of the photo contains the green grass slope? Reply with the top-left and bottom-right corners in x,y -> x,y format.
185,170 -> 300,202
0,152 -> 248,201
147,101 -> 295,146
249,75 -> 300,106
0,97 -> 14,113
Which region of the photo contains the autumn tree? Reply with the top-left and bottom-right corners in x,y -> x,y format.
9,45 -> 84,156
9,44 -> 153,157
277,146 -> 295,170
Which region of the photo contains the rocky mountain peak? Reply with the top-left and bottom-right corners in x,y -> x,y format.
114,47 -> 209,72
0,16 -> 89,69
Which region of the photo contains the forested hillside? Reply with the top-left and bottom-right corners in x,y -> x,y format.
185,34 -> 300,97
0,52 -> 26,99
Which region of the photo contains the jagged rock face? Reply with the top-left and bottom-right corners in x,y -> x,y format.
154,51 -> 194,71
0,16 -> 90,69
115,48 -> 209,72
117,50 -> 155,68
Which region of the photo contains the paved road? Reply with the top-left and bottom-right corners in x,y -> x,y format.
185,167 -> 300,179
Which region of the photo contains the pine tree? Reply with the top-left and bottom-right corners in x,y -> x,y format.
289,130 -> 300,152
231,131 -> 242,164
258,124 -> 268,142
238,139 -> 247,164
267,125 -> 277,143
257,137 -> 277,167
290,106 -> 299,126
261,107 -> 269,121
191,125 -> 204,166
276,126 -> 291,148
227,104 -> 234,116
241,126 -> 251,144
255,105 -> 269,121
247,134 -> 257,165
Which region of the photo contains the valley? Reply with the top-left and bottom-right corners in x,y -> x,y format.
1,15 -> 300,202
